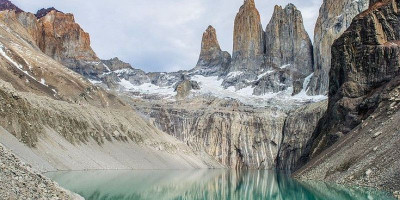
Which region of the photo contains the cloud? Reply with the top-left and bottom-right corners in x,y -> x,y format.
12,0 -> 322,72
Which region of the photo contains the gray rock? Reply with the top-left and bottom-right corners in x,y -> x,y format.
308,0 -> 369,95
265,4 -> 314,95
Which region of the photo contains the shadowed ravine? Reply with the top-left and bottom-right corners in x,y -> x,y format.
45,170 -> 395,200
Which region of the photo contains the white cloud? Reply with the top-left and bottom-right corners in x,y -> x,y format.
13,0 -> 322,72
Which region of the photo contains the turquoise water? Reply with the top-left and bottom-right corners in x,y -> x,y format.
45,170 -> 395,200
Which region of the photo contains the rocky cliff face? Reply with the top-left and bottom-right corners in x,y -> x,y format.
35,9 -> 108,79
264,4 -> 314,95
136,98 -> 287,169
230,0 -> 265,72
296,0 -> 400,192
308,0 -> 369,95
277,100 -> 327,171
192,26 -> 231,76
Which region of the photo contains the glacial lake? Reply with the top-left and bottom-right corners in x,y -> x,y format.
45,170 -> 395,200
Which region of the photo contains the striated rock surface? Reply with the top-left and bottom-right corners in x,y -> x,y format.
296,0 -> 400,192
136,98 -> 287,169
230,0 -> 265,72
192,26 -> 231,76
277,100 -> 327,172
264,4 -> 314,95
36,9 -> 108,79
308,0 -> 369,95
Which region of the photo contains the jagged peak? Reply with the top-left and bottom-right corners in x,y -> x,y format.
0,0 -> 23,13
205,25 -> 215,32
273,3 -> 299,14
285,3 -> 297,10
35,7 -> 63,18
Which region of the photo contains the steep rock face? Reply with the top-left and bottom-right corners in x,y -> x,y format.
277,100 -> 327,172
192,26 -> 231,76
265,4 -> 313,95
265,4 -> 313,74
36,9 -> 108,78
230,0 -> 265,72
296,0 -> 400,192
136,99 -> 287,169
308,0 -> 369,95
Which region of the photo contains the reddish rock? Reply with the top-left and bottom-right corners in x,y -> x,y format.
230,0 -> 265,72
193,25 -> 230,75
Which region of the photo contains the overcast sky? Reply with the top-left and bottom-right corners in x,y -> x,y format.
13,0 -> 322,72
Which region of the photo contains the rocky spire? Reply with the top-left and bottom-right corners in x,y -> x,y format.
307,0 -> 369,95
0,0 -> 23,13
199,26 -> 222,60
230,0 -> 265,72
265,3 -> 313,94
193,25 -> 231,75
265,4 -> 313,71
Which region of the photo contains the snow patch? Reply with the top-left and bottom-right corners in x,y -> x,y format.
280,64 -> 291,69
119,79 -> 176,97
88,79 -> 102,85
227,71 -> 243,79
257,70 -> 274,80
293,73 -> 327,101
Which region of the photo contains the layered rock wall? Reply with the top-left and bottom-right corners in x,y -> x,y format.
137,99 -> 287,169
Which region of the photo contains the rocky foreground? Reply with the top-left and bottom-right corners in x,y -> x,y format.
0,143 -> 82,199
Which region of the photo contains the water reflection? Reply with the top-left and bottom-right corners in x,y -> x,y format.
45,170 -> 395,200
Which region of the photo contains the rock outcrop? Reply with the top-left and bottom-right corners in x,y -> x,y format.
0,0 -> 22,13
308,0 -> 369,95
296,0 -> 400,192
192,26 -> 231,76
35,7 -> 62,18
175,80 -> 200,99
36,9 -> 109,79
230,0 -> 265,72
102,57 -> 132,71
264,4 -> 314,95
